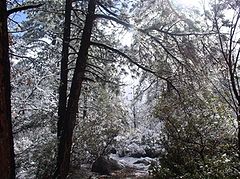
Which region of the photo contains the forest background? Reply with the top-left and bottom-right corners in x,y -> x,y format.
1,0 -> 240,178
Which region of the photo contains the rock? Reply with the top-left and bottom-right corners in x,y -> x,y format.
69,165 -> 92,179
128,144 -> 146,158
110,147 -> 117,154
133,159 -> 151,165
118,150 -> 130,157
91,156 -> 123,175
144,148 -> 161,158
129,152 -> 145,158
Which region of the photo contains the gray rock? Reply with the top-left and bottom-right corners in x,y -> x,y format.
133,159 -> 151,165
144,148 -> 161,158
91,156 -> 123,175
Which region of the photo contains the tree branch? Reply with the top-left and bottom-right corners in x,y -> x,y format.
90,41 -> 155,74
94,14 -> 131,28
97,1 -> 119,17
95,14 -> 193,71
145,27 -> 216,36
139,29 -> 186,67
90,41 -> 180,96
7,4 -> 43,16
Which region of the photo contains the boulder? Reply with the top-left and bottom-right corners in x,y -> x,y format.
133,159 -> 151,166
110,147 -> 117,154
129,152 -> 145,158
144,148 -> 161,158
118,149 -> 131,157
91,156 -> 123,175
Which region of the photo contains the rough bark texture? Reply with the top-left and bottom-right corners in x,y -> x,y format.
238,113 -> 240,156
54,0 -> 96,178
54,0 -> 72,177
57,0 -> 72,138
0,1 -> 16,178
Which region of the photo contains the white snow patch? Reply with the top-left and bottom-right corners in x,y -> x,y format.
109,154 -> 157,176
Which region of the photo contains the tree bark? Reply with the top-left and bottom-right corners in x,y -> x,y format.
54,0 -> 72,178
57,0 -> 72,138
0,1 -> 16,178
237,111 -> 240,157
53,0 -> 96,178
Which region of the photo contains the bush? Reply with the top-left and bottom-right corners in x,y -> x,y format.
151,88 -> 239,178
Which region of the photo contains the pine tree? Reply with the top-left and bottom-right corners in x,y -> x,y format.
0,1 -> 15,178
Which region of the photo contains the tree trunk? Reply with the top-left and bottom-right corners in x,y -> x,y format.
54,0 -> 72,177
53,0 -> 96,178
57,0 -> 72,139
237,112 -> 240,158
0,1 -> 16,178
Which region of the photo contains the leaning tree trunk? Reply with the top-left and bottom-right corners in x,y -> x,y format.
0,1 -> 16,178
54,0 -> 96,178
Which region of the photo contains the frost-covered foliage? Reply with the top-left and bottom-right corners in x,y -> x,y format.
151,85 -> 239,178
9,0 -> 64,177
71,84 -> 127,165
115,93 -> 164,158
116,126 -> 163,158
127,0 -> 240,177
10,0 -> 133,177
7,0 -> 240,178
11,38 -> 59,178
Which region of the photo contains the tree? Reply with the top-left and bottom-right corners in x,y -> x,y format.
54,0 -> 97,177
128,0 -> 240,177
11,0 -> 129,177
0,1 -> 15,178
202,0 -> 240,155
11,0 -> 62,174
0,1 -> 43,178
54,0 -> 137,176
71,83 -> 126,164
57,0 -> 71,139
54,0 -> 72,177
6,0 -> 240,177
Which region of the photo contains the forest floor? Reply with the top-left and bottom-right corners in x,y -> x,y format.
69,155 -> 154,179
108,154 -> 152,178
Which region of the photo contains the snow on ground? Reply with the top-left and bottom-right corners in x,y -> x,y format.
70,154 -> 157,178
109,154 -> 156,177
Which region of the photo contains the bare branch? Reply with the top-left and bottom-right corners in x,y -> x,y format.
94,14 -> 131,28
97,1 -> 119,17
7,4 -> 44,16
90,41 -> 155,74
145,27 -> 216,37
90,41 -> 180,96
